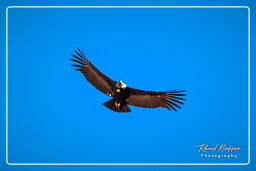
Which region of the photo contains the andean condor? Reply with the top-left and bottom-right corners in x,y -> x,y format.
70,48 -> 186,113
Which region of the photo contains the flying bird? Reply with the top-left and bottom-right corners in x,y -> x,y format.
70,48 -> 186,113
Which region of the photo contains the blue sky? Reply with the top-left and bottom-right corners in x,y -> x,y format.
0,1 -> 255,171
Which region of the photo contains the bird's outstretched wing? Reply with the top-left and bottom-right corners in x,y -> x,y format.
70,48 -> 116,96
127,88 -> 186,111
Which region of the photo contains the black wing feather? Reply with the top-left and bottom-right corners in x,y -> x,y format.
70,49 -> 116,97
127,88 -> 186,111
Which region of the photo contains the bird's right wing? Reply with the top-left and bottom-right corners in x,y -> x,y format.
127,88 -> 186,111
70,49 -> 116,97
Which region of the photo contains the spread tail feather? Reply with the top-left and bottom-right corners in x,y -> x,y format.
103,99 -> 131,113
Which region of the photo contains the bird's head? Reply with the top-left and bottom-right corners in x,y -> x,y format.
115,80 -> 127,92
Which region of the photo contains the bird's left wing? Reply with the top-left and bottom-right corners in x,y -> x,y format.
70,49 -> 116,97
127,88 -> 186,111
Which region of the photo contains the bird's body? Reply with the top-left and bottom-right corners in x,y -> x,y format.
113,87 -> 127,107
104,86 -> 131,113
70,49 -> 186,113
